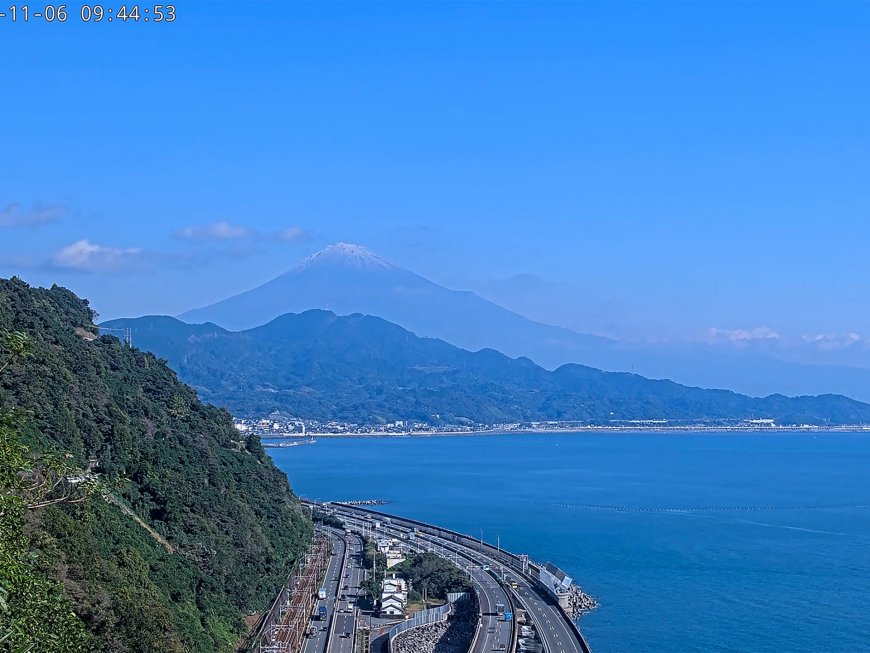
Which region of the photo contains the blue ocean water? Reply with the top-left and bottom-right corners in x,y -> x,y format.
269,432 -> 870,653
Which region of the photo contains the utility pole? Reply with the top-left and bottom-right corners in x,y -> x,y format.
372,541 -> 377,611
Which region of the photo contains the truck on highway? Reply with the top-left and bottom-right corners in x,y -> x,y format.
317,588 -> 327,600
318,605 -> 328,620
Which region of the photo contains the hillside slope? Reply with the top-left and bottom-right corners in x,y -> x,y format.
0,278 -> 311,653
104,310 -> 870,426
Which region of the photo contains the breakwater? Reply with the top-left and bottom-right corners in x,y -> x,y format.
567,586 -> 599,618
261,437 -> 317,448
550,501 -> 870,513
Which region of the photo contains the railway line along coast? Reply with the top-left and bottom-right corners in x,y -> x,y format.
249,500 -> 594,653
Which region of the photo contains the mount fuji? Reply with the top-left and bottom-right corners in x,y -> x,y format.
178,243 -> 617,368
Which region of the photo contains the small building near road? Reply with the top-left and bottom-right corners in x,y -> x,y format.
380,574 -> 408,617
377,538 -> 406,568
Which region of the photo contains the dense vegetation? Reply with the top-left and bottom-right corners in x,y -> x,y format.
104,311 -> 870,425
0,278 -> 311,653
395,553 -> 473,602
312,509 -> 345,529
1,373 -> 92,653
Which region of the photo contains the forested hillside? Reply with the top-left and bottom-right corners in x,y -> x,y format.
104,311 -> 870,425
0,277 -> 311,653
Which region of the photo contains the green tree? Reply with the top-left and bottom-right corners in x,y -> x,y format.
0,279 -> 313,652
395,552 -> 472,602
0,332 -> 90,653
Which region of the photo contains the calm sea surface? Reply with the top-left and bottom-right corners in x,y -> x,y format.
269,432 -> 870,653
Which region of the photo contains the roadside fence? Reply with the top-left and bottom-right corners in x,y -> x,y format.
387,592 -> 470,651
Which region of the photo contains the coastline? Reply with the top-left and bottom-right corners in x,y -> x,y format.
288,425 -> 870,438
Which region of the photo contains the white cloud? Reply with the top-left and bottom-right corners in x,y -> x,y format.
801,332 -> 864,350
0,202 -> 69,227
705,326 -> 781,344
273,226 -> 307,242
52,239 -> 145,273
175,221 -> 252,241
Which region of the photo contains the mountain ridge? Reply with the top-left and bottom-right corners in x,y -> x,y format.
175,243 -> 870,402
104,310 -> 870,426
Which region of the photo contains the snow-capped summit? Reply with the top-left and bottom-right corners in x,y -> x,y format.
293,243 -> 395,271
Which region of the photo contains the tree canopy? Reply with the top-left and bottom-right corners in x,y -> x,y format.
0,278 -> 312,652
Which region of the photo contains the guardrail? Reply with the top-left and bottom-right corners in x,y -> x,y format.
557,603 -> 594,653
388,593 -> 470,652
504,581 -> 518,653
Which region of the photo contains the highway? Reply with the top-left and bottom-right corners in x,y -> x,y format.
455,547 -> 512,653
325,503 -> 591,653
327,530 -> 365,653
421,529 -> 586,653
512,581 -> 582,653
337,513 -> 513,653
303,531 -> 345,653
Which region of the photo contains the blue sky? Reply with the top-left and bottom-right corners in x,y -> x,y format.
2,1 -> 869,352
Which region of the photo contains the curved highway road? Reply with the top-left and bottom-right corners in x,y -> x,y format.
338,513 -> 513,653
412,534 -> 512,653
326,503 -> 590,653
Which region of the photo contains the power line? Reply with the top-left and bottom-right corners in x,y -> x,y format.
97,326 -> 132,347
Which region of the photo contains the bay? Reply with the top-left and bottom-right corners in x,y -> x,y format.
269,431 -> 870,652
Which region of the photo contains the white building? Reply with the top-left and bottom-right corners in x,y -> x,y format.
380,574 -> 408,617
385,552 -> 405,569
380,595 -> 405,617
